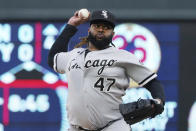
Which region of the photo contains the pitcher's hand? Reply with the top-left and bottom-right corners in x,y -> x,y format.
68,10 -> 90,26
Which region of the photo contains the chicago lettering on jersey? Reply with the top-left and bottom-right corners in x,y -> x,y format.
85,59 -> 117,75
68,63 -> 81,71
68,59 -> 82,71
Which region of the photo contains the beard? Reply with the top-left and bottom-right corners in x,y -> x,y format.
87,32 -> 113,50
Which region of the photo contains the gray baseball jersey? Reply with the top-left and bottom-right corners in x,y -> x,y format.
53,46 -> 157,130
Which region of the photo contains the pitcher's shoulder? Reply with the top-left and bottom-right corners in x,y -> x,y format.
70,48 -> 86,54
112,47 -> 135,56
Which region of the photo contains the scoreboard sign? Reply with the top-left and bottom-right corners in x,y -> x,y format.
0,23 -> 69,131
0,22 -> 179,131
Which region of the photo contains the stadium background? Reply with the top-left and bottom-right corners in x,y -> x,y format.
0,0 -> 196,131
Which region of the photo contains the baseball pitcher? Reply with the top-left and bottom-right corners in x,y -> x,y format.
48,9 -> 165,131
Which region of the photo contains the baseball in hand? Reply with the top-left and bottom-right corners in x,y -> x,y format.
78,9 -> 90,19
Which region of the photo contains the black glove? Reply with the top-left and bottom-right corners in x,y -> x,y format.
119,99 -> 164,125
150,99 -> 164,118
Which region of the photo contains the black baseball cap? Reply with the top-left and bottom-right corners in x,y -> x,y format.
90,10 -> 115,28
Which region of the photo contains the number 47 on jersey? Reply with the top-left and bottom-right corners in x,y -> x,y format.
94,77 -> 115,91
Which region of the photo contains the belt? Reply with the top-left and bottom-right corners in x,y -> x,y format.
77,118 -> 122,131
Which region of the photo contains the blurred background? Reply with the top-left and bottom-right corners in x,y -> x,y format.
0,0 -> 196,131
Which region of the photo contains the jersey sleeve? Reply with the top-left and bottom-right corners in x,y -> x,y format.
53,52 -> 70,74
53,48 -> 84,74
120,50 -> 157,87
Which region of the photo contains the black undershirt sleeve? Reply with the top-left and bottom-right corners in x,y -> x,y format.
47,24 -> 78,69
143,78 -> 165,105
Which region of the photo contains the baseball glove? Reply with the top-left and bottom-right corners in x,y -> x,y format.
119,99 -> 164,125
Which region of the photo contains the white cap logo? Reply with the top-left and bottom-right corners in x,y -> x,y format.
101,10 -> 108,19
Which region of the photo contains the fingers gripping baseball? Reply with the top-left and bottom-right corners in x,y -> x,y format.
68,9 -> 90,26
